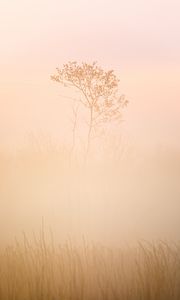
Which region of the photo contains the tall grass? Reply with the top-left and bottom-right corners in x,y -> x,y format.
0,235 -> 180,300
0,144 -> 180,299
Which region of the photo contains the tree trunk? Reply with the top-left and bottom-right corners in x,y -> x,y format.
85,106 -> 93,162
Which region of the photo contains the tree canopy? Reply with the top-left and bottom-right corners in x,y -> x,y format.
51,61 -> 128,156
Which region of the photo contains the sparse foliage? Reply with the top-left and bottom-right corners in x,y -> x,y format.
51,61 -> 128,157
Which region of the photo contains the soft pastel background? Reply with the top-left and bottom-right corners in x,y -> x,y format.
0,0 -> 180,151
0,0 -> 180,245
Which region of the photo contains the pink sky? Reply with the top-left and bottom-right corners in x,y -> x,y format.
0,0 -> 180,150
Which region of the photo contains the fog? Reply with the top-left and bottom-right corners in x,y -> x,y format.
1,2 -> 180,299
1,0 -> 180,247
1,139 -> 180,247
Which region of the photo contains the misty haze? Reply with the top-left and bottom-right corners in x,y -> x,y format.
1,0 -> 180,299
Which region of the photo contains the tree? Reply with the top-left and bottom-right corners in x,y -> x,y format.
51,61 -> 128,158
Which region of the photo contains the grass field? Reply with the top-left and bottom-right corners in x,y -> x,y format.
0,235 -> 180,300
0,147 -> 180,299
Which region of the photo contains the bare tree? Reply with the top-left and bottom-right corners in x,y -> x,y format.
51,61 -> 128,159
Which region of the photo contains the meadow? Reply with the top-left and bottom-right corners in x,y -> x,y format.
0,235 -> 180,300
0,143 -> 180,299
